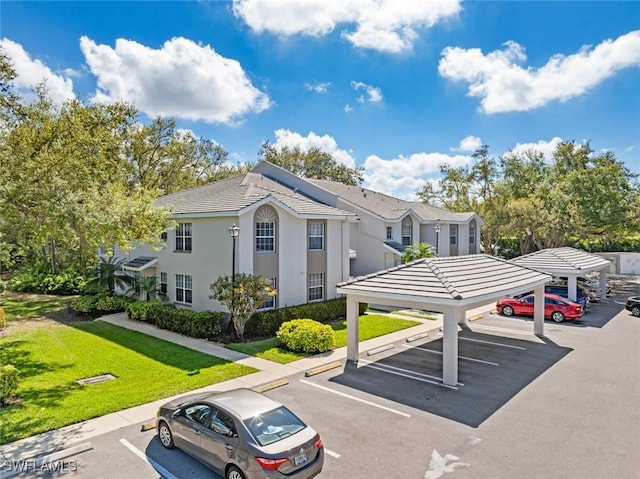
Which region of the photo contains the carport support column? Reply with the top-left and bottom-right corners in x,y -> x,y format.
567,275 -> 578,302
346,296 -> 360,362
599,268 -> 608,299
533,286 -> 545,336
442,310 -> 458,387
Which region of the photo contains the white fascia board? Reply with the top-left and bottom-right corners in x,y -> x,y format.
171,211 -> 238,219
382,243 -> 403,256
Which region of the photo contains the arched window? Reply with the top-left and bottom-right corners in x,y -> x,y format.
255,206 -> 277,253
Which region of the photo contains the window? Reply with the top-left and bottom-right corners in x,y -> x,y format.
160,272 -> 167,295
256,222 -> 275,252
160,231 -> 168,241
261,278 -> 276,310
469,222 -> 476,245
211,409 -> 237,437
386,226 -> 393,240
308,273 -> 324,301
402,224 -> 411,246
133,271 -> 141,294
308,222 -> 324,251
243,406 -> 305,447
175,223 -> 192,252
185,404 -> 211,425
176,274 -> 192,304
450,225 -> 458,245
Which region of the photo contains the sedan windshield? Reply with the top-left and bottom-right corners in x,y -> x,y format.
243,406 -> 306,446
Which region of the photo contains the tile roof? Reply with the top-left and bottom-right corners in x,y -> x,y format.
156,173 -> 355,218
337,254 -> 551,305
306,178 -> 476,222
510,247 -> 611,273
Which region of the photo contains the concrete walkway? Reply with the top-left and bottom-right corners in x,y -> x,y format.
0,305 -> 493,461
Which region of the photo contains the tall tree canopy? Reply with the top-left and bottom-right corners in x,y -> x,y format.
415,142 -> 639,256
259,141 -> 364,185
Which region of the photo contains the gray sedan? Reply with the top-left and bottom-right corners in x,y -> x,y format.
156,388 -> 324,479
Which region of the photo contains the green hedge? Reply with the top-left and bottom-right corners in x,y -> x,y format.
8,266 -> 86,295
247,298 -> 368,337
71,294 -> 133,315
0,365 -> 19,405
127,300 -> 163,322
142,302 -> 224,340
276,319 -> 335,353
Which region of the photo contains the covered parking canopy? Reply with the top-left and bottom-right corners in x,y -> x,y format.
510,247 -> 610,301
337,254 -> 552,387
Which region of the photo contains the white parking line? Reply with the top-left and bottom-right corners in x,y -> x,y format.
324,448 -> 341,458
359,359 -> 443,382
299,379 -> 411,417
362,362 -> 459,389
470,324 -> 534,336
459,336 -> 527,350
119,438 -> 179,479
402,344 -> 499,366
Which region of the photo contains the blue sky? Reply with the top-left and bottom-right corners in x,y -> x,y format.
2,0 -> 639,200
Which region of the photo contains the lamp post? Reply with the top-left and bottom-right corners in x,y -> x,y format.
434,223 -> 442,255
228,224 -> 240,322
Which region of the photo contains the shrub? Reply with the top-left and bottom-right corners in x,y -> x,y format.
71,294 -> 133,315
247,298 -> 368,337
127,300 -> 163,322
0,307 -> 6,330
0,365 -> 19,405
276,319 -> 335,353
8,265 -> 86,295
0,279 -> 5,295
145,303 -> 224,339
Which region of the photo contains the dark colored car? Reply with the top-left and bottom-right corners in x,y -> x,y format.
496,293 -> 584,323
626,296 -> 640,317
157,388 -> 324,479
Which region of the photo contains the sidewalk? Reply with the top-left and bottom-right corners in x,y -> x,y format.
0,305 -> 492,461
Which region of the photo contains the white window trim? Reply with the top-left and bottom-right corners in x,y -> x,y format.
308,222 -> 325,251
175,274 -> 193,304
386,226 -> 393,240
256,221 -> 275,253
260,278 -> 277,310
308,273 -> 324,302
450,225 -> 458,245
176,223 -> 192,252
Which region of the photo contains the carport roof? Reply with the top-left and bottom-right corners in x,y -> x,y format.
337,254 -> 552,308
510,247 -> 610,274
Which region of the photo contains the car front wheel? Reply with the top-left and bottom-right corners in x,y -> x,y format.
226,465 -> 246,479
501,305 -> 514,317
158,421 -> 175,449
551,311 -> 565,323
632,306 -> 640,317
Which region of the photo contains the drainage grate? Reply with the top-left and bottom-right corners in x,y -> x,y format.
77,373 -> 116,386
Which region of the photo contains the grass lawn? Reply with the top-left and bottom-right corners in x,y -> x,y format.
227,314 -> 421,364
1,291 -> 77,321
0,320 -> 257,445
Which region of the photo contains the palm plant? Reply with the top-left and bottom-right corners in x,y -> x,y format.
86,256 -> 134,295
139,276 -> 157,301
402,242 -> 437,263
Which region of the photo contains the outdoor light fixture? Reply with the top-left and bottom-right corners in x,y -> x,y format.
228,224 -> 240,322
434,222 -> 442,253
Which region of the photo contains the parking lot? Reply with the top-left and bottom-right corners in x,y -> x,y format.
5,281 -> 639,479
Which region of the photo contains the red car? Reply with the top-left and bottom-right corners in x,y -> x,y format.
496,293 -> 584,323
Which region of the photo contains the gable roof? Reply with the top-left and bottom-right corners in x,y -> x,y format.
306,178 -> 477,222
155,173 -> 354,218
337,254 -> 551,307
510,247 -> 611,274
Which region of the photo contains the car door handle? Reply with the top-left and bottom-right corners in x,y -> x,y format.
225,444 -> 234,450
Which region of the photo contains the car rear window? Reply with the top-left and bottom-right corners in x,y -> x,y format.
243,406 -> 306,446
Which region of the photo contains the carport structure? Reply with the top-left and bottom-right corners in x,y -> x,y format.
337,254 -> 552,387
510,247 -> 610,301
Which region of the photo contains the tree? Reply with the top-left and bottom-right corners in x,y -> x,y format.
259,141 -> 364,185
86,256 -> 134,295
402,242 -> 437,263
126,117 -> 245,194
0,87 -> 171,272
210,273 -> 276,339
139,276 -> 157,301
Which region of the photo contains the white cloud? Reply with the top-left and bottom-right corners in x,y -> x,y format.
272,129 -> 357,168
351,80 -> 383,103
363,151 -> 472,200
508,137 -> 563,160
452,135 -> 482,152
438,30 -> 640,113
79,36 -> 271,124
305,81 -> 330,93
0,38 -> 75,104
233,0 -> 461,54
